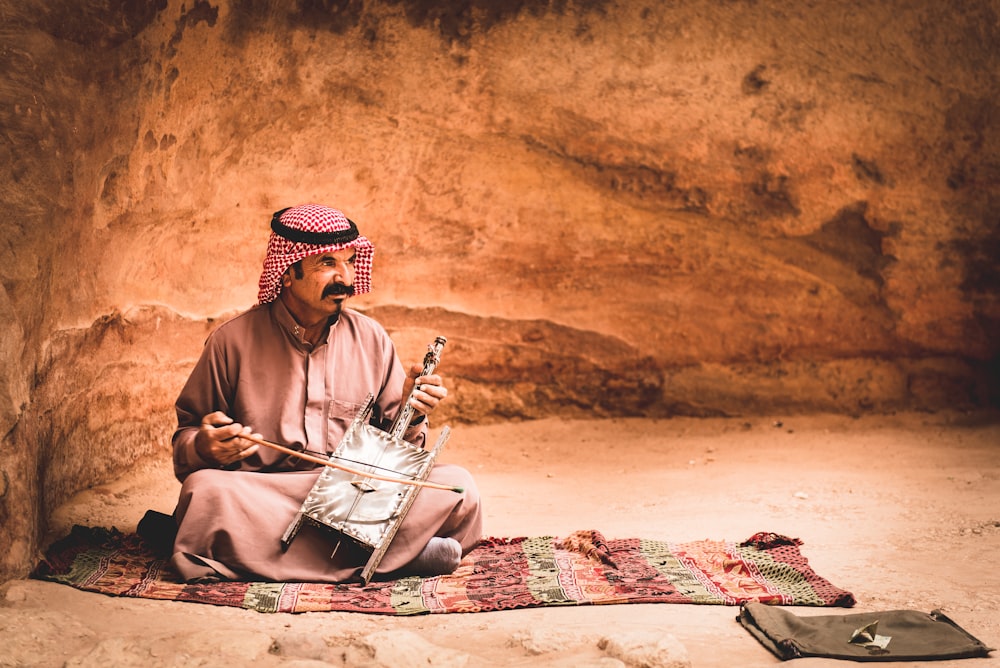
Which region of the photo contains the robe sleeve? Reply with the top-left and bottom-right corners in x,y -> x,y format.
374,332 -> 429,449
172,332 -> 233,481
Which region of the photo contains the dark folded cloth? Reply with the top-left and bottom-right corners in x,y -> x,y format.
738,602 -> 994,661
136,510 -> 177,557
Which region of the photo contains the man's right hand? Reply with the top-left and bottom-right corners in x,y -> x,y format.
194,411 -> 261,467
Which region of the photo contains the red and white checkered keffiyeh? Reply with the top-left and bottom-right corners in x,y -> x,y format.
257,204 -> 374,304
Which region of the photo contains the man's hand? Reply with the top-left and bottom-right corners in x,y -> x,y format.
402,363 -> 448,417
194,411 -> 261,467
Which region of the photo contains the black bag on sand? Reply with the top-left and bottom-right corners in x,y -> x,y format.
737,602 -> 994,661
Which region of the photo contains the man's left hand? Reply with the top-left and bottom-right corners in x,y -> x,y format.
402,363 -> 448,417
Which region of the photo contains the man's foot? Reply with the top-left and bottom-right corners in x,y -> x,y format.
403,537 -> 462,576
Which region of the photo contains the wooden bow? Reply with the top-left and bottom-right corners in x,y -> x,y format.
240,433 -> 464,493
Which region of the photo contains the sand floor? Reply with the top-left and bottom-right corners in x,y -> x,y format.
2,412 -> 998,666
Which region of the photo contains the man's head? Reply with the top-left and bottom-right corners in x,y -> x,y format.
257,204 -> 374,305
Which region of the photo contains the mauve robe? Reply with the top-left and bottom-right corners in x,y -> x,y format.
170,299 -> 482,582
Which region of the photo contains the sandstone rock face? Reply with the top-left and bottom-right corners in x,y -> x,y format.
0,0 -> 997,581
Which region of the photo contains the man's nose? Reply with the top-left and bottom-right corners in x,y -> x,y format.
332,262 -> 352,282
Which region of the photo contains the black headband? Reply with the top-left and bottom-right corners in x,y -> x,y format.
270,207 -> 360,245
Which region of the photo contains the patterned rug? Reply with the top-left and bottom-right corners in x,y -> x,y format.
32,526 -> 855,615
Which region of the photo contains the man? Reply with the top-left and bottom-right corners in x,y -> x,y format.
170,204 -> 482,583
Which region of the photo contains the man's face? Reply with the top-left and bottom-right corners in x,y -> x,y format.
280,248 -> 357,324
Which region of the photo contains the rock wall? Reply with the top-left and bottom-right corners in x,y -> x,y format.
1,0 -> 997,581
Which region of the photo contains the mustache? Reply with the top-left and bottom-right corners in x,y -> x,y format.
322,283 -> 355,298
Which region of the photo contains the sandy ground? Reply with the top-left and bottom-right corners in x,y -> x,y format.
2,412 -> 998,667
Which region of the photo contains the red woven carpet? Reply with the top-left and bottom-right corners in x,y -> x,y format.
33,526 -> 854,614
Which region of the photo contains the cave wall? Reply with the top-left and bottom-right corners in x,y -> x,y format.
1,0 -> 997,581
